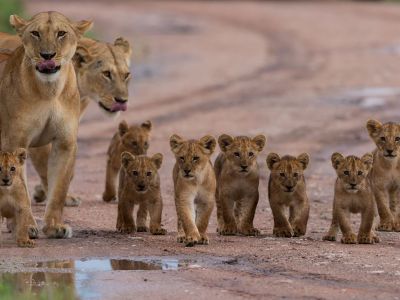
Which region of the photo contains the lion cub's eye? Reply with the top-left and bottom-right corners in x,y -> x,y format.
249,152 -> 254,157
144,142 -> 149,148
380,137 -> 386,142
279,172 -> 285,177
132,171 -> 138,176
31,31 -> 40,38
358,171 -> 363,176
57,31 -> 67,38
395,137 -> 400,142
125,72 -> 131,80
103,71 -> 112,79
193,156 -> 199,162
10,166 -> 16,172
234,152 -> 240,158
293,172 -> 298,178
146,172 -> 152,177
179,156 -> 185,162
344,170 -> 350,176
132,141 -> 138,147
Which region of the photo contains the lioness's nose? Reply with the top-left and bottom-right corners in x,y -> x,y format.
115,97 -> 127,104
40,52 -> 56,60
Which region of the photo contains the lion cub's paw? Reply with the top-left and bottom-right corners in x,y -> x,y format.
376,220 -> 394,232
198,234 -> 209,245
185,232 -> 201,247
273,227 -> 293,238
65,194 -> 81,207
17,238 -> 35,248
341,233 -> 357,244
372,233 -> 380,243
322,234 -> 336,242
393,221 -> 400,232
219,224 -> 237,236
151,227 -> 167,235
292,227 -> 306,237
116,223 -> 135,234
239,227 -> 260,236
136,226 -> 149,233
177,234 -> 186,243
43,224 -> 72,239
358,233 -> 375,244
102,192 -> 117,203
28,225 -> 39,239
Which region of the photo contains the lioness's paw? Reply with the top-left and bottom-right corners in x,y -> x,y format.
43,224 -> 72,239
185,233 -> 200,247
393,221 -> 400,232
292,227 -> 306,237
136,226 -> 149,233
17,238 -> 35,248
273,227 -> 293,238
198,234 -> 209,245
372,233 -> 380,243
239,227 -> 260,236
322,234 -> 336,241
377,221 -> 394,232
151,227 -> 167,235
65,194 -> 81,207
102,192 -> 116,203
341,233 -> 357,244
219,224 -> 237,236
116,223 -> 135,234
358,233 -> 374,244
177,235 -> 185,243
28,225 -> 39,239
33,185 -> 46,203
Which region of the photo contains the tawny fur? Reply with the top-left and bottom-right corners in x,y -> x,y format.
214,134 -> 266,236
0,149 -> 36,247
366,119 -> 400,232
170,134 -> 216,247
267,153 -> 310,238
103,120 -> 152,202
323,153 -> 379,244
0,12 -> 92,238
117,152 -> 166,235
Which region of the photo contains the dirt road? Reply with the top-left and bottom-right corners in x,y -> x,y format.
1,1 -> 400,299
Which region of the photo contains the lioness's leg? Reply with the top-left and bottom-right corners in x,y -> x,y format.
374,188 -> 395,231
42,141 -> 77,238
237,195 -> 259,236
218,190 -> 237,235
136,202 -> 149,232
290,201 -> 310,237
175,194 -> 200,247
148,197 -> 166,235
337,209 -> 356,244
195,194 -> 214,245
103,160 -> 119,202
270,200 -> 293,237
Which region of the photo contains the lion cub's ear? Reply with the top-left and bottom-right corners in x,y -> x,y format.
218,134 -> 233,152
366,119 -> 383,138
151,153 -> 163,170
9,15 -> 27,36
114,37 -> 132,66
297,153 -> 309,170
74,20 -> 93,36
331,152 -> 345,170
252,135 -> 266,152
141,120 -> 152,132
266,153 -> 281,170
200,135 -> 216,155
170,134 -> 184,154
361,153 -> 373,171
14,148 -> 27,165
121,151 -> 135,168
74,45 -> 92,68
119,120 -> 129,137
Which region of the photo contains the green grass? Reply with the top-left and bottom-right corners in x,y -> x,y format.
0,0 -> 24,33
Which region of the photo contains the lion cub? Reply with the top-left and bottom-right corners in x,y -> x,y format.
323,153 -> 379,244
103,120 -> 152,202
170,134 -> 216,247
267,153 -> 310,237
366,119 -> 400,231
214,134 -> 266,236
116,152 -> 166,235
0,149 -> 36,247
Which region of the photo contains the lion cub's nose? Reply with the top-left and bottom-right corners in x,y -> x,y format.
350,183 -> 357,188
184,169 -> 191,175
40,52 -> 56,60
2,178 -> 10,184
241,165 -> 248,170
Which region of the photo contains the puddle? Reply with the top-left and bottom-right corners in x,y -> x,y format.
0,257 -> 191,300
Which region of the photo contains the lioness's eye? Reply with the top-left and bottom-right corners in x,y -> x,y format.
358,171 -> 363,176
249,152 -> 254,157
280,172 -> 285,177
103,71 -> 112,79
380,137 -> 386,142
193,156 -> 199,162
234,152 -> 240,157
179,156 -> 185,162
132,171 -> 138,176
344,171 -> 350,176
146,172 -> 152,177
57,31 -> 66,38
10,166 -> 16,172
293,172 -> 298,177
396,137 -> 400,142
31,31 -> 40,38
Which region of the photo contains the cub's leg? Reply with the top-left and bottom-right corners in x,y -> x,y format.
358,205 -> 376,244
323,209 -> 339,241
290,201 -> 310,237
136,202 -> 149,232
337,209 -> 356,244
175,193 -> 200,247
116,198 -> 135,234
103,159 -> 120,203
15,202 -> 35,248
195,193 -> 214,245
237,194 -> 260,236
176,217 -> 185,243
374,188 -> 395,231
215,188 -> 225,233
218,190 -> 237,236
389,189 -> 400,231
270,200 -> 293,237
148,196 -> 166,235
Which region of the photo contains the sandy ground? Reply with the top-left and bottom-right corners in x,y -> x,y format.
1,0 -> 400,299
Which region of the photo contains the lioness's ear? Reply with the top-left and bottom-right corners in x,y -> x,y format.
141,120 -> 152,132
9,15 -> 27,36
114,37 -> 132,66
121,151 -> 135,168
361,153 -> 373,170
366,119 -> 383,138
218,134 -> 233,152
74,45 -> 92,68
170,134 -> 184,154
151,153 -> 163,170
200,135 -> 216,155
14,148 -> 27,165
74,20 -> 93,36
297,153 -> 310,170
266,153 -> 280,170
252,135 -> 266,152
118,120 -> 129,137
331,152 -> 345,170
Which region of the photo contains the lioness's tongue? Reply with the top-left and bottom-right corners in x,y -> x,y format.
110,102 -> 127,112
37,60 -> 56,71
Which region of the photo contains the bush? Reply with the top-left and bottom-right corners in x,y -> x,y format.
0,0 -> 24,33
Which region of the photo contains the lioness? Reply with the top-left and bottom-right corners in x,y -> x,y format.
0,12 -> 92,238
170,134 -> 216,247
366,119 -> 400,231
0,31 -> 132,206
267,153 -> 310,237
323,153 -> 379,244
214,134 -> 266,236
0,149 -> 36,247
117,152 -> 166,235
103,120 -> 152,203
